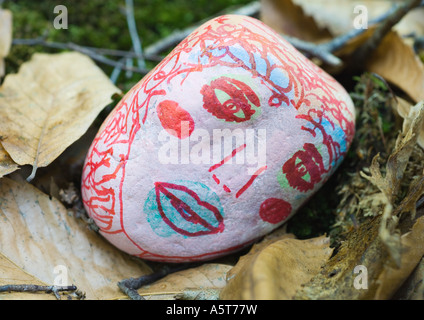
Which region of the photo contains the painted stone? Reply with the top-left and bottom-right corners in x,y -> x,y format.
81,15 -> 355,262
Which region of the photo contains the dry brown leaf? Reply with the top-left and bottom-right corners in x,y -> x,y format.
0,144 -> 18,178
0,177 -> 151,300
0,52 -> 120,177
295,215 -> 423,300
362,101 -> 424,269
260,0 -> 332,42
374,216 -> 424,299
394,96 -> 413,120
395,7 -> 424,36
393,96 -> 424,149
220,235 -> 333,300
0,9 -> 12,78
225,228 -> 294,282
367,31 -> 424,103
135,263 -> 232,300
393,255 -> 424,300
292,0 -> 392,36
0,252 -> 57,300
362,101 -> 424,205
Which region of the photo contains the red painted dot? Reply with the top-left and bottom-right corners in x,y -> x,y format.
157,100 -> 195,139
259,198 -> 292,224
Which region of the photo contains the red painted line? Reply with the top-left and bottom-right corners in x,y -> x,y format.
236,165 -> 267,198
212,174 -> 220,185
208,144 -> 246,172
223,185 -> 231,193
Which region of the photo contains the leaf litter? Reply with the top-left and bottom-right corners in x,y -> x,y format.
1,1 -> 424,300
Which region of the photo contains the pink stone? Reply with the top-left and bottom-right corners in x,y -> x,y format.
81,15 -> 355,262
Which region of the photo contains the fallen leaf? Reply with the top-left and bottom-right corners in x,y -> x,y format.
0,52 -> 120,178
0,177 -> 151,300
224,228 -> 294,282
393,96 -> 424,150
0,9 -> 12,78
136,263 -> 232,300
394,7 -> 424,37
220,235 -> 333,300
260,0 -> 332,42
367,31 -> 424,103
0,144 -> 18,178
374,215 -> 424,299
0,252 -> 56,300
362,101 -> 424,204
393,256 -> 424,300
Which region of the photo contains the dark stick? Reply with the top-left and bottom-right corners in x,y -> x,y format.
12,38 -> 151,75
0,284 -> 78,300
117,263 -> 198,300
353,0 -> 423,65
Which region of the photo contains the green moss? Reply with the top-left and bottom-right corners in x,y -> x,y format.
286,175 -> 338,240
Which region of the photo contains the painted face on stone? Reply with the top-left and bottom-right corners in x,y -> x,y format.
81,15 -> 355,262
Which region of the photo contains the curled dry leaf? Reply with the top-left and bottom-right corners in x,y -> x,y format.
0,9 -> 12,78
362,101 -> 424,266
361,101 -> 424,204
0,178 -> 151,300
0,52 -> 120,178
260,0 -> 332,42
136,263 -> 232,300
366,31 -> 424,103
220,235 -> 333,300
374,215 -> 424,300
394,255 -> 424,300
394,97 -> 424,149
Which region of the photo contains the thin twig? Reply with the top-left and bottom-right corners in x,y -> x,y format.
141,0 -> 410,67
82,46 -> 162,61
0,284 -> 78,300
125,0 -> 146,69
284,1 -> 421,66
283,35 -> 342,66
12,38 -> 150,74
110,57 -> 125,83
353,0 -> 423,65
322,3 -> 401,53
118,263 -> 197,300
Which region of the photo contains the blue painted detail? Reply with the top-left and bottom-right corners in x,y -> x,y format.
144,180 -> 224,238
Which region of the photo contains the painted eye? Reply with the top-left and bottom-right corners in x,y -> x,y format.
201,76 -> 260,123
